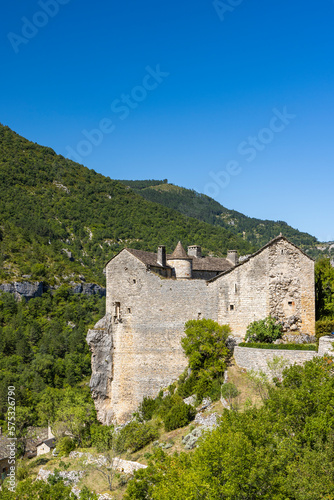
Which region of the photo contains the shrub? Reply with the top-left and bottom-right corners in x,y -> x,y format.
138,396 -> 158,421
245,317 -> 283,343
194,371 -> 213,402
182,319 -> 231,377
315,319 -> 334,344
114,421 -> 159,453
177,372 -> 197,399
221,382 -> 240,406
90,423 -> 113,452
56,436 -> 76,457
163,402 -> 196,432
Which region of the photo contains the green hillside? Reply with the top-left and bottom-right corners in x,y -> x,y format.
120,179 -> 318,252
0,125 -> 254,287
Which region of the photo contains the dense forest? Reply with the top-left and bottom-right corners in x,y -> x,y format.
0,288 -> 104,429
0,125 -> 255,287
120,179 -> 320,252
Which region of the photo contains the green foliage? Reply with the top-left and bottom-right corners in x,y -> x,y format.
316,318 -> 334,345
124,180 -> 318,250
56,436 -> 76,457
221,382 -> 240,406
90,423 -> 113,452
163,401 -> 196,431
245,316 -> 283,343
238,342 -> 317,350
0,125 -> 255,286
114,421 -> 159,453
138,396 -> 158,421
315,257 -> 334,319
124,356 -> 334,499
0,290 -> 102,426
182,319 -> 231,377
0,478 -> 78,499
179,319 -> 231,402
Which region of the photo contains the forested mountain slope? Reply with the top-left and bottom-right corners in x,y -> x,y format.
121,179 -> 319,254
0,125 -> 254,287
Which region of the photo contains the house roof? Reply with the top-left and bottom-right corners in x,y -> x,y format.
37,438 -> 56,448
208,235 -> 314,283
168,241 -> 189,260
126,245 -> 233,272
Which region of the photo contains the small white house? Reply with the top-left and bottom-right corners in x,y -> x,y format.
36,438 -> 56,456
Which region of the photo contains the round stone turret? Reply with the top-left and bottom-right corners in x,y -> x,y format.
167,241 -> 192,279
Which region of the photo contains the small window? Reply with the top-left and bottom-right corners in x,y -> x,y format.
281,249 -> 284,255
235,284 -> 238,293
133,279 -> 136,284
197,312 -> 202,320
288,301 -> 294,306
230,304 -> 234,311
127,307 -> 131,314
115,302 -> 120,320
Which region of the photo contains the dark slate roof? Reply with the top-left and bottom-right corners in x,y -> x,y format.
126,248 -> 171,268
208,235 -> 314,283
126,247 -> 233,272
190,256 -> 233,272
37,438 -> 56,448
168,241 -> 190,260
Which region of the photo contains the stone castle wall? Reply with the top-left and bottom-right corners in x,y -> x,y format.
211,239 -> 315,339
100,251 -> 218,423
88,238 -> 315,425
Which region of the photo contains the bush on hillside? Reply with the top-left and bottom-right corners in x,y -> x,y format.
56,436 -> 76,457
163,401 -> 196,432
245,316 -> 283,344
114,421 -> 159,453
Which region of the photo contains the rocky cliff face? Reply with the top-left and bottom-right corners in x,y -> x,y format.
86,314 -> 114,425
0,281 -> 106,300
0,281 -> 45,300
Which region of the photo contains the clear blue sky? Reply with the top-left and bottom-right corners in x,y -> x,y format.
1,0 -> 334,241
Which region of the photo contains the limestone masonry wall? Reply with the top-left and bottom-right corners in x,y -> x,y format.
234,337 -> 334,377
101,251 -> 218,423
87,237 -> 316,425
234,346 -> 316,377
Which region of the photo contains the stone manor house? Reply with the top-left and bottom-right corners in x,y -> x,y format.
87,235 -> 315,424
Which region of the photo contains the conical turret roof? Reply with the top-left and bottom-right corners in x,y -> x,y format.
169,241 -> 190,260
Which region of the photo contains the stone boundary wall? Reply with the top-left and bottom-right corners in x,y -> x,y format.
234,337 -> 334,376
234,346 -> 316,377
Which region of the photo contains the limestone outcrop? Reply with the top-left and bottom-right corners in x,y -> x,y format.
86,314 -> 114,425
0,281 -> 45,300
0,281 -> 105,300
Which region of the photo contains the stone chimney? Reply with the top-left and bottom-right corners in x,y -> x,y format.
157,245 -> 166,267
227,250 -> 238,266
48,424 -> 54,439
187,245 -> 202,258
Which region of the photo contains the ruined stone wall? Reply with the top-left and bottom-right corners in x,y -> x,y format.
268,239 -> 315,335
211,239 -> 315,339
100,250 -> 218,424
212,247 -> 270,339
